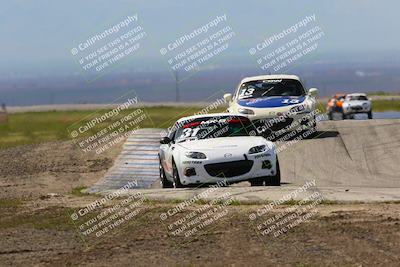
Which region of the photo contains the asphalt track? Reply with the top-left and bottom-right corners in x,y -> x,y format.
88,119 -> 400,202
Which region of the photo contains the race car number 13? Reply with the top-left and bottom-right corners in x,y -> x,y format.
239,88 -> 255,98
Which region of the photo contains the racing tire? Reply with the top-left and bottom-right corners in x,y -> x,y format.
265,157 -> 281,186
250,178 -> 264,186
367,111 -> 373,119
159,158 -> 173,188
328,111 -> 333,120
312,114 -> 317,128
172,161 -> 184,188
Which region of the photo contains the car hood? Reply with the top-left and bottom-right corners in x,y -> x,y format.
177,136 -> 271,152
238,96 -> 306,108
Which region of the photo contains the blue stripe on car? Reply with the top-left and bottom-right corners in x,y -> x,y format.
238,96 -> 306,108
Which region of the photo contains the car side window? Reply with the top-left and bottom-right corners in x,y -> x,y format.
168,126 -> 176,141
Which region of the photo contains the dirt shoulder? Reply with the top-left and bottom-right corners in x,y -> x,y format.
0,140 -> 123,199
0,140 -> 399,266
0,199 -> 399,267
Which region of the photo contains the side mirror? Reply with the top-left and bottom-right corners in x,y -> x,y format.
160,136 -> 171,144
223,93 -> 233,102
308,88 -> 318,96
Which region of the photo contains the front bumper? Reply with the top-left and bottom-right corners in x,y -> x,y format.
343,106 -> 371,114
178,153 -> 277,185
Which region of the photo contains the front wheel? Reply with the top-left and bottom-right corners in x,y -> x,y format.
265,157 -> 281,186
328,111 -> 333,120
159,158 -> 173,188
172,161 -> 184,188
312,114 -> 317,128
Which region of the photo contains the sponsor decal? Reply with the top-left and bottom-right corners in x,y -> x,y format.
255,153 -> 271,159
239,96 -> 306,108
182,160 -> 203,164
263,79 -> 282,83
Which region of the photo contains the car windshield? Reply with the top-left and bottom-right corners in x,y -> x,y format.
237,79 -> 305,100
175,116 -> 255,142
347,95 -> 368,101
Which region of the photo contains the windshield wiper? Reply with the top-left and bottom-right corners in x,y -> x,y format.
261,86 -> 275,97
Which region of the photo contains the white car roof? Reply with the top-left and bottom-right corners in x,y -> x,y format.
346,93 -> 367,97
239,74 -> 301,84
176,113 -> 245,125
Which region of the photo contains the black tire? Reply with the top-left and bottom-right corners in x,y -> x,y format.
159,158 -> 173,188
250,178 -> 264,186
172,161 -> 184,188
312,114 -> 317,128
328,111 -> 333,120
265,157 -> 281,186
341,112 -> 345,120
368,111 -> 373,119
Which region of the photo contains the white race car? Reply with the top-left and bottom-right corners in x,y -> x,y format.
223,75 -> 318,137
342,93 -> 372,119
159,114 -> 280,188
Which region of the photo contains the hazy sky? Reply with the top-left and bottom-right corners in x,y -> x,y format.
1,0 -> 399,75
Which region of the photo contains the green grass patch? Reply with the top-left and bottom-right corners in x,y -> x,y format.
316,99 -> 400,113
0,106 -> 225,149
281,199 -> 300,205
142,197 -> 339,206
0,198 -> 23,208
371,100 -> 400,112
369,91 -> 400,96
70,186 -> 90,197
0,100 -> 399,150
0,206 -> 75,230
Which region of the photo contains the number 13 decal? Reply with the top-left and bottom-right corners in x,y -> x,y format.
239,88 -> 255,98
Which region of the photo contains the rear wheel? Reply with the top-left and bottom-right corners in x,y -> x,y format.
159,158 -> 173,188
312,114 -> 317,128
328,111 -> 333,120
172,161 -> 184,188
265,157 -> 281,186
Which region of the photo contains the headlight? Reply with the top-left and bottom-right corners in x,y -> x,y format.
248,145 -> 266,154
238,108 -> 255,115
185,151 -> 207,159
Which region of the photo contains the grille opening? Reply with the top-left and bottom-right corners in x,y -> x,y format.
204,160 -> 253,178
